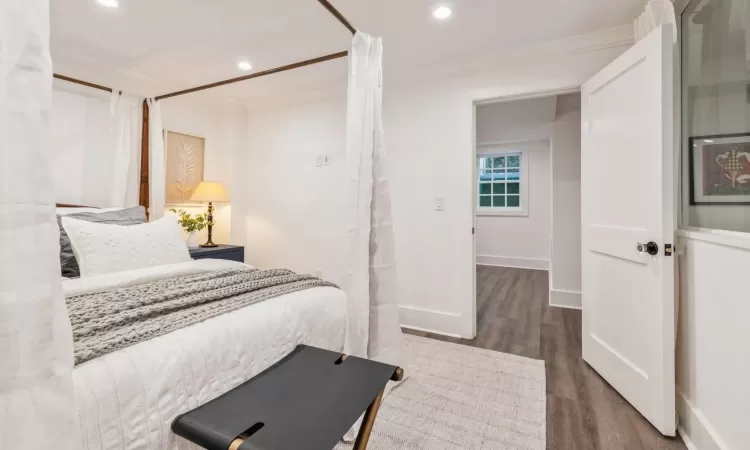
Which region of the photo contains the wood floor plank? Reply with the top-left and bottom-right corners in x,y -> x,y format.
404,266 -> 686,450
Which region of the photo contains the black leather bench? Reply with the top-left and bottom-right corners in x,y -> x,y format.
172,345 -> 403,450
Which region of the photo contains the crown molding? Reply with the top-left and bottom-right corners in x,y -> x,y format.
242,24 -> 637,110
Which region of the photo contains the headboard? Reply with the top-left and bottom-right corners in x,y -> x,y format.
56,203 -> 96,208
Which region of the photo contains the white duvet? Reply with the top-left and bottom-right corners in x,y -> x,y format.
68,260 -> 347,450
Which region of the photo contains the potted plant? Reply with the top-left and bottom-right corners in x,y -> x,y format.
169,208 -> 213,249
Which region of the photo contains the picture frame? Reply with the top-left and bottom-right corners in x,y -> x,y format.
164,130 -> 206,205
689,133 -> 750,205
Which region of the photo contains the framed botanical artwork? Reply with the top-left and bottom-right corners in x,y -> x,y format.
165,130 -> 205,205
689,133 -> 750,205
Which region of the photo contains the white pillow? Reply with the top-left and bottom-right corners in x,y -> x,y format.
61,215 -> 192,277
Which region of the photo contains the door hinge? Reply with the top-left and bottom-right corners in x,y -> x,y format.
665,244 -> 673,257
472,227 -> 475,235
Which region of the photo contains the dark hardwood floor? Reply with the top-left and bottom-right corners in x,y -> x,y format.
404,265 -> 686,450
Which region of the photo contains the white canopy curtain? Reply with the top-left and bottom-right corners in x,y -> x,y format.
0,0 -> 79,448
634,0 -> 677,42
50,84 -> 142,207
148,98 -> 166,219
111,91 -> 143,206
343,31 -> 403,367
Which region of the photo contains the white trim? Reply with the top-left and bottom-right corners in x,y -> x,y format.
400,325 -> 463,339
549,289 -> 582,309
677,227 -> 750,252
474,86 -> 581,106
476,209 -> 526,217
570,37 -> 636,55
476,255 -> 549,270
398,305 -> 469,338
477,138 -> 552,148
678,427 -> 699,450
676,391 -> 728,450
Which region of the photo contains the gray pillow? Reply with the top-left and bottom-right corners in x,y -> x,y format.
58,206 -> 147,278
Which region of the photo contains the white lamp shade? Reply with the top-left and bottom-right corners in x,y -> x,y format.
190,182 -> 229,202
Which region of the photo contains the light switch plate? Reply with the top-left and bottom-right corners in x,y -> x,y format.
434,197 -> 445,211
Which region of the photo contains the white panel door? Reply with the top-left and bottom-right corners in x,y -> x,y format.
581,25 -> 676,436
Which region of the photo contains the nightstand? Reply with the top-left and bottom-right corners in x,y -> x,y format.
189,245 -> 244,263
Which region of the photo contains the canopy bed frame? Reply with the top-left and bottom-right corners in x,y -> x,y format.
53,0 -> 356,212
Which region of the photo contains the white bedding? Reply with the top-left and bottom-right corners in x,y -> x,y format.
70,260 -> 347,450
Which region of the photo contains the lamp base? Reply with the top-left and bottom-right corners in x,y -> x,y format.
201,204 -> 218,248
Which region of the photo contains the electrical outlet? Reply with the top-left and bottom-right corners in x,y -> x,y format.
315,155 -> 324,167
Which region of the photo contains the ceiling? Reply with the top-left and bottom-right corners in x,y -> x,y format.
51,0 -> 644,103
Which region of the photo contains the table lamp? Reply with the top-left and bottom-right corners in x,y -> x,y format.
189,181 -> 229,248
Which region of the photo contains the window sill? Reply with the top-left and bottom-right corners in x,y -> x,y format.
477,209 -> 528,217
676,226 -> 750,252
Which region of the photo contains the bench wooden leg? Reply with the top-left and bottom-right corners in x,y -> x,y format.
228,433 -> 251,450
353,388 -> 385,450
228,437 -> 244,450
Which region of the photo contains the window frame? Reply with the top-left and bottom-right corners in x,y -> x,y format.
476,150 -> 529,217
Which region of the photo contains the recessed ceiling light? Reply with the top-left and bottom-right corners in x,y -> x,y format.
433,6 -> 452,20
97,0 -> 119,8
237,60 -> 253,72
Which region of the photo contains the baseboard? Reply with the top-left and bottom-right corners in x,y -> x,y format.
677,391 -> 727,450
549,289 -> 582,309
400,324 -> 463,339
476,255 -> 549,270
399,305 -> 468,338
678,425 -> 699,450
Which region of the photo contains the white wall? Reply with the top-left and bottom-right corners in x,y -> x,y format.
234,30 -> 631,337
475,141 -> 552,269
677,233 -> 750,450
236,100 -> 349,278
160,96 -> 248,245
476,96 -> 557,144
475,98 -> 555,270
550,93 -> 583,308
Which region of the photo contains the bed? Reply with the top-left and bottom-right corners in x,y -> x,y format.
56,207 -> 347,450
68,261 -> 346,450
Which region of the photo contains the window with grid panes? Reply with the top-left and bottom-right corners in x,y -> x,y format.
478,153 -> 522,210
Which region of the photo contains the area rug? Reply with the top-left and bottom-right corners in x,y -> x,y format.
335,334 -> 546,450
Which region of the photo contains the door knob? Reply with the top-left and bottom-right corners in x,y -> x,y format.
636,242 -> 659,256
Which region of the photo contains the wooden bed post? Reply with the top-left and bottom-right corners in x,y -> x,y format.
139,99 -> 150,218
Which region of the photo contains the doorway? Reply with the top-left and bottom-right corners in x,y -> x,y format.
471,88 -> 583,328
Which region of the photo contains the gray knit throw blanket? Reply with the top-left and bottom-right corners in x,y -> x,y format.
66,268 -> 337,365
